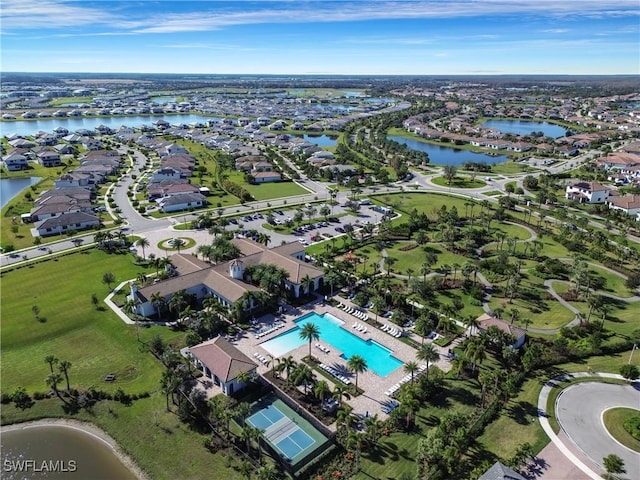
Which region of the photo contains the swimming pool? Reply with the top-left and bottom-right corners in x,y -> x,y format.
260,312 -> 403,377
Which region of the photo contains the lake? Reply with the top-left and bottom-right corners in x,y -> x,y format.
387,135 -> 508,166
481,119 -> 567,138
0,177 -> 41,209
296,134 -> 338,147
1,425 -> 138,480
0,114 -> 221,138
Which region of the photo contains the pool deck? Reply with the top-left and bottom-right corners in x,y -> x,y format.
230,299 -> 456,422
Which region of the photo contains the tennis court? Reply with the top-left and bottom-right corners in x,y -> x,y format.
247,403 -> 316,460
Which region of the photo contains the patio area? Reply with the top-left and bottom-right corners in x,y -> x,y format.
227,299 -> 454,421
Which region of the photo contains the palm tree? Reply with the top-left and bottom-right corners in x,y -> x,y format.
314,380 -> 331,403
281,355 -> 297,384
324,269 -> 342,297
465,337 -> 486,374
299,322 -> 320,359
347,354 -> 368,391
333,383 -> 351,407
46,372 -> 65,402
58,360 -> 72,391
416,343 -> 440,380
169,289 -> 189,319
44,355 -> 58,374
404,361 -> 419,384
292,363 -> 316,395
301,274 -> 314,296
150,292 -> 166,321
136,237 -> 150,259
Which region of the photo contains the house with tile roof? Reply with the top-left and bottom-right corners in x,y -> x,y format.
476,313 -> 526,349
565,181 -> 611,204
189,337 -> 258,396
608,194 -> 640,220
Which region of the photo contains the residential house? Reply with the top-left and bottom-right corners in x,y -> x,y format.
149,167 -> 183,182
37,150 -> 62,167
1,152 -> 29,171
188,337 -> 258,396
32,211 -> 100,237
27,195 -> 93,222
475,313 -> 526,349
608,194 -> 640,220
565,181 -> 611,204
251,171 -> 282,183
157,192 -> 207,213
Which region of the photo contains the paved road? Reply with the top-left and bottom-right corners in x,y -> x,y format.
556,381 -> 640,480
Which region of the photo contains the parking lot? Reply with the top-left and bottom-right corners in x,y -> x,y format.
225,203 -> 392,247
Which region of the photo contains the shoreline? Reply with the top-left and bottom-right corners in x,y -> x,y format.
0,418 -> 150,480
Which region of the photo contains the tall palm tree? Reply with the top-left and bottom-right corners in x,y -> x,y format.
333,383 -> 351,407
465,337 -> 486,374
150,292 -> 166,321
46,372 -> 64,402
416,343 -> 439,381
58,360 -> 72,391
347,354 -> 368,391
136,237 -> 150,259
281,355 -> 297,384
292,363 -> 316,395
44,355 -> 58,374
301,274 -> 314,296
299,322 -> 320,359
314,380 -> 331,403
404,361 -> 419,385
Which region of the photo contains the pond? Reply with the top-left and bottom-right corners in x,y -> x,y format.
0,177 -> 41,209
480,119 -> 567,138
295,134 -> 338,147
387,135 -> 508,166
1,424 -> 138,480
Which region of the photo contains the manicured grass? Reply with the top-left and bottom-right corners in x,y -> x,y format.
476,373 -> 548,458
604,300 -> 640,339
603,408 -> 640,452
1,249 -> 183,394
483,190 -> 504,196
383,241 -> 471,277
374,192 -> 481,220
224,171 -> 308,201
431,176 -> 487,189
354,379 -> 479,480
0,395 -> 244,480
487,295 -> 575,331
492,222 -> 534,240
588,264 -> 636,298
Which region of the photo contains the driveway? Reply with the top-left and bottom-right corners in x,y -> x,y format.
556,382 -> 640,480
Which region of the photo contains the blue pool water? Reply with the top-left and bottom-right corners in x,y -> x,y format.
260,312 -> 403,377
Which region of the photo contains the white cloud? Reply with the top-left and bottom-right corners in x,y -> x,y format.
2,0 -> 638,34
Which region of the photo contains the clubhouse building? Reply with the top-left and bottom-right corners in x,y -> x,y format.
129,238 -> 324,318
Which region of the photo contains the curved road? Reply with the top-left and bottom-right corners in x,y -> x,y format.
556,381 -> 640,480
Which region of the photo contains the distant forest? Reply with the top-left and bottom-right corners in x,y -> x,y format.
2,72 -> 639,96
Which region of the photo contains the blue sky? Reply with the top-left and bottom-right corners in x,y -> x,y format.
1,0 -> 638,75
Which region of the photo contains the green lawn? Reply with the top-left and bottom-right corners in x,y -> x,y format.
1,249 -> 183,394
374,192 -> 482,220
476,373 -> 547,459
588,264 -> 636,299
487,295 -> 575,331
492,223 -> 534,241
431,176 -> 487,189
383,241 -> 471,276
603,408 -> 640,452
354,379 -> 479,480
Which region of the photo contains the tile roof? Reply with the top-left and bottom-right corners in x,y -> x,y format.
478,462 -> 527,480
190,337 -> 257,382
